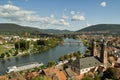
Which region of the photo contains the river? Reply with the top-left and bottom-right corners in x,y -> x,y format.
0,38 -> 87,74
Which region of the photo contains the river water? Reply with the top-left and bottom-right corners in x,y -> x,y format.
0,38 -> 87,74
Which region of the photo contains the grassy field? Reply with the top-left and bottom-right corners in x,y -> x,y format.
0,45 -> 8,54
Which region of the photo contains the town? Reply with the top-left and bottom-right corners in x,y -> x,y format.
0,0 -> 120,80
0,33 -> 120,80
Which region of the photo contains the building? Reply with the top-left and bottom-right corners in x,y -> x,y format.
7,72 -> 26,80
68,40 -> 110,74
43,67 -> 67,80
64,68 -> 76,80
114,59 -> 120,79
68,57 -> 102,74
92,39 -> 97,57
0,75 -> 8,80
25,71 -> 39,80
100,40 -> 108,67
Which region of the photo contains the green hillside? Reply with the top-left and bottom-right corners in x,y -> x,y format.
77,24 -> 120,32
0,23 -> 40,33
0,23 -> 72,34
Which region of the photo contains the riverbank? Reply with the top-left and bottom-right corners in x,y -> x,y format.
0,38 -> 87,74
0,37 -> 62,60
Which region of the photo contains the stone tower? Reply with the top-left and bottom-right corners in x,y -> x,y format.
92,40 -> 97,57
100,40 -> 108,67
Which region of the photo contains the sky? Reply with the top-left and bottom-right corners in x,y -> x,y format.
0,0 -> 120,31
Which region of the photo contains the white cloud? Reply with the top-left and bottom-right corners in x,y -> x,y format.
71,14 -> 85,21
62,8 -> 68,19
50,14 -> 54,18
0,4 -> 69,26
70,11 -> 75,15
62,14 -> 68,19
86,22 -> 91,26
70,11 -> 85,21
59,19 -> 69,26
100,1 -> 107,7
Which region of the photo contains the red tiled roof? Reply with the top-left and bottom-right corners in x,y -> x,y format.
0,75 -> 8,80
25,71 -> 38,80
114,67 -> 120,79
43,67 -> 67,80
73,72 -> 84,80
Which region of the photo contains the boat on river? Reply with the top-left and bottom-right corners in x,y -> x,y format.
6,62 -> 43,73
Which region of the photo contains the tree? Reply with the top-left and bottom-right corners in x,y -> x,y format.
94,74 -> 101,80
64,54 -> 70,59
37,40 -> 45,46
5,52 -> 10,57
47,61 -> 56,67
15,42 -> 20,49
14,50 -> 19,56
34,67 -> 40,72
73,52 -> 77,56
76,56 -> 81,59
40,65 -> 47,69
59,56 -> 64,61
0,53 -> 5,58
77,51 -> 81,54
82,74 -> 101,80
15,40 -> 30,51
63,64 -> 68,70
103,68 -> 116,79
68,59 -> 73,63
69,53 -> 73,58
82,76 -> 93,80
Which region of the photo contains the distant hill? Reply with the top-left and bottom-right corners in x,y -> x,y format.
40,29 -> 73,34
0,23 -> 72,34
0,23 -> 40,33
76,24 -> 120,33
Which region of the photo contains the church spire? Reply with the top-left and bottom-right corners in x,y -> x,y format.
100,40 -> 108,67
92,39 -> 97,57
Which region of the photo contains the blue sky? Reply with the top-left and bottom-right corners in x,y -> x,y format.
0,0 -> 120,31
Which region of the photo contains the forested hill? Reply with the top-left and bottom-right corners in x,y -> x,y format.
76,24 -> 120,32
40,29 -> 73,34
0,23 -> 72,34
0,23 -> 40,33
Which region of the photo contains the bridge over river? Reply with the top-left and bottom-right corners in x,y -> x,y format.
61,40 -> 82,46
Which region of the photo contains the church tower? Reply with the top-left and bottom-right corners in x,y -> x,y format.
92,40 -> 97,57
100,40 -> 108,67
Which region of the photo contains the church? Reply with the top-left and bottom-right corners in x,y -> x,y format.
68,40 -> 110,74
